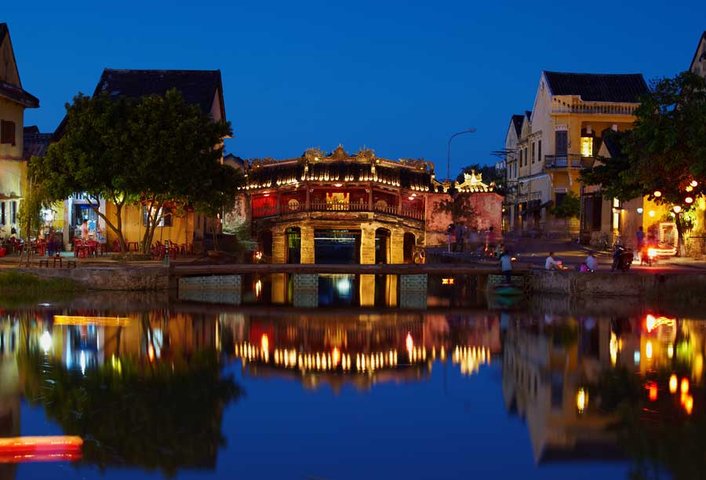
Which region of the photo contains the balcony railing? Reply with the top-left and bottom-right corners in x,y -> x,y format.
544,154 -> 595,169
252,201 -> 424,221
551,102 -> 638,116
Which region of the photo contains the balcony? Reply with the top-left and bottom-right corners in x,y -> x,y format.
544,154 -> 595,170
551,102 -> 638,116
252,201 -> 425,221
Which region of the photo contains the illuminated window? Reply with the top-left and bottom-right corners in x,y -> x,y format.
581,137 -> 593,157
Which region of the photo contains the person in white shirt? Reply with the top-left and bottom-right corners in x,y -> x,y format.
545,252 -> 561,270
585,251 -> 598,271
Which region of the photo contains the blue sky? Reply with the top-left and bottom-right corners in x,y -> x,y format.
3,1 -> 705,177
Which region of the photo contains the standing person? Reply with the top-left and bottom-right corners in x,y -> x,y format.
499,248 -> 513,283
80,220 -> 89,240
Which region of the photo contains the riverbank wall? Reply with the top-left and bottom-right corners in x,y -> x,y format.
19,266 -> 169,291
529,268 -> 706,298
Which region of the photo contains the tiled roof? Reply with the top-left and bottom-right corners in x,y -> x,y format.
690,31 -> 706,70
0,80 -> 39,108
23,126 -> 52,159
93,69 -> 224,117
544,71 -> 648,102
511,115 -> 524,137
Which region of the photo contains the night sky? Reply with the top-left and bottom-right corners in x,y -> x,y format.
3,1 -> 705,176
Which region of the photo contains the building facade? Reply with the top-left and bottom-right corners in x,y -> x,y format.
690,31 -> 706,78
0,24 -> 39,239
504,72 -> 648,239
58,69 -> 228,251
245,146 -> 439,265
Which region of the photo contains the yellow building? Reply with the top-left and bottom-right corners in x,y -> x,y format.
505,72 -> 648,239
61,69 -> 228,252
0,24 -> 39,239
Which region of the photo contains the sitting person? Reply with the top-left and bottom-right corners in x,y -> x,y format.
585,251 -> 598,271
545,252 -> 562,270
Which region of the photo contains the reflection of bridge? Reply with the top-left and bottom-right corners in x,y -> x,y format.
223,311 -> 500,389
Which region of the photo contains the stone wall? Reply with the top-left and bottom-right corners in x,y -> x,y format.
21,266 -> 169,291
529,269 -> 706,298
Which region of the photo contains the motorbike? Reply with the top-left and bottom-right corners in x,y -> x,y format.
640,246 -> 657,266
611,245 -> 634,272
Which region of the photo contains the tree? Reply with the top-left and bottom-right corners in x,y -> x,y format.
624,72 -> 706,255
550,191 -> 580,219
30,90 -> 241,254
579,130 -> 644,202
580,72 -> 706,255
434,192 -> 477,225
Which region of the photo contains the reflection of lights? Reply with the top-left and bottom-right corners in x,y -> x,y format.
667,344 -> 674,359
610,332 -> 618,366
669,374 -> 678,393
79,351 -> 87,375
647,248 -> 657,259
644,314 -> 675,333
53,315 -> 130,327
442,278 -> 455,285
111,355 -> 122,375
147,345 -> 155,363
39,331 -> 52,353
684,394 -> 694,415
254,250 -> 263,261
653,191 -> 662,198
452,346 -> 490,376
0,436 -> 83,463
255,279 -> 262,298
405,333 -> 414,355
646,381 -> 658,402
576,388 -> 588,413
645,340 -> 653,360
634,351 -> 641,365
336,277 -> 351,295
681,377 -> 690,395
685,185 -> 694,192
332,347 -> 340,367
673,205 -> 682,213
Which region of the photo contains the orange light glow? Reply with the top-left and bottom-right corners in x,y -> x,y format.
644,314 -> 675,333
669,374 -> 678,394
442,278 -> 455,285
406,333 -> 414,353
261,334 -> 269,353
681,378 -> 690,395
0,436 -> 82,463
684,395 -> 694,415
147,344 -> 155,362
332,347 -> 341,367
53,315 -> 130,327
646,381 -> 658,402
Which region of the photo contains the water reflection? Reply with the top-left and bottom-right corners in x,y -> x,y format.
223,311 -> 500,391
2,310 -> 240,477
1,301 -> 706,478
178,273 -> 495,309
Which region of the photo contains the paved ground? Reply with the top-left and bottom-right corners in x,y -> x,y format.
429,235 -> 706,273
0,237 -> 704,274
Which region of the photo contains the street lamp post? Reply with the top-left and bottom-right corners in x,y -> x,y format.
447,128 -> 476,181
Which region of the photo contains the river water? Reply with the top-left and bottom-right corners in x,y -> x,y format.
0,275 -> 701,479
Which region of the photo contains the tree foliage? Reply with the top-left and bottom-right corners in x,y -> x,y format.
30,90 -> 242,253
580,72 -> 706,254
550,191 -> 580,219
434,192 -> 477,225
